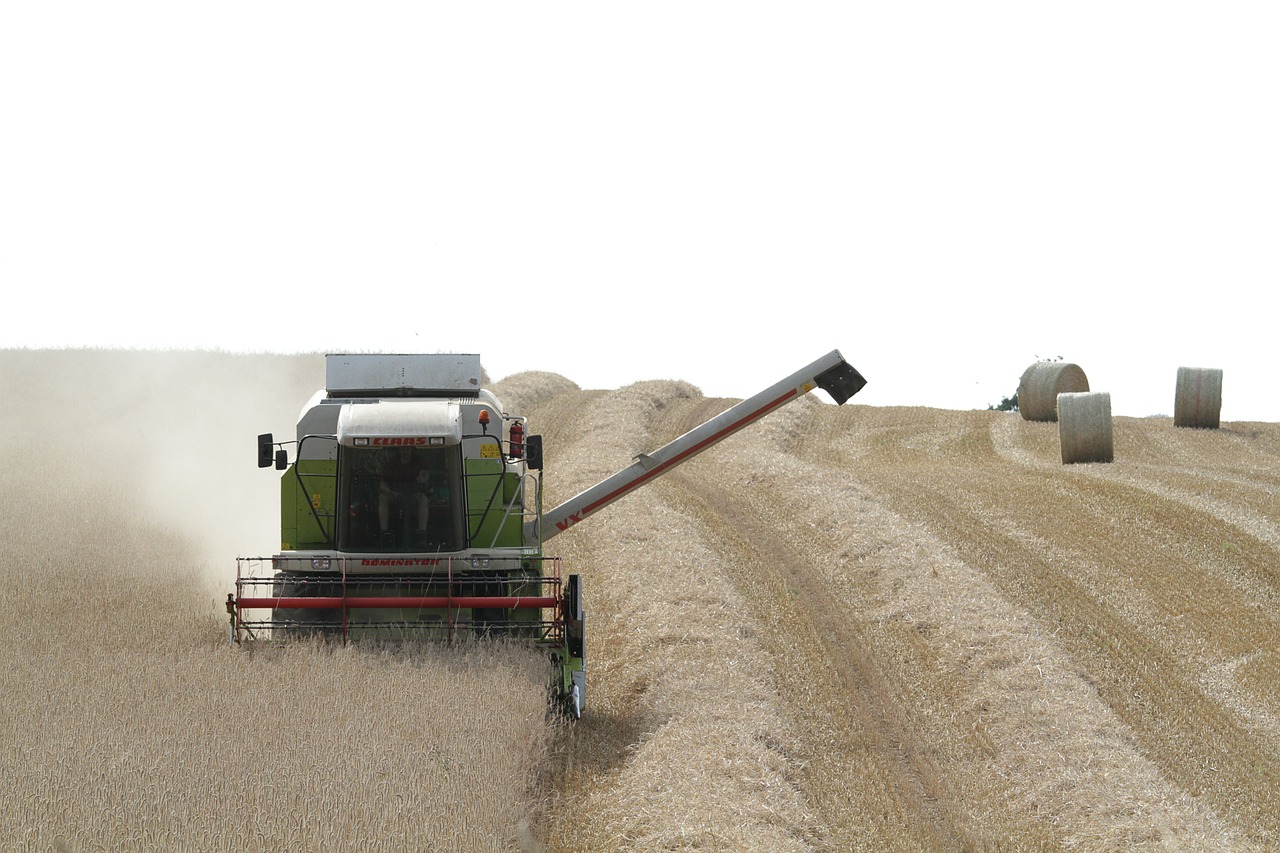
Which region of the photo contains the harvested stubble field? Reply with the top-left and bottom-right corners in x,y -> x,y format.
3,351 -> 1278,851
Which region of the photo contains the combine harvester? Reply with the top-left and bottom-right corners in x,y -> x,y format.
232,351 -> 865,717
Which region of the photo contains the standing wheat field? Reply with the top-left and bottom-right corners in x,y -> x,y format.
3,351 -> 1278,851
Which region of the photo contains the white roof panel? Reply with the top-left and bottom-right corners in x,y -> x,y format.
336,401 -> 463,446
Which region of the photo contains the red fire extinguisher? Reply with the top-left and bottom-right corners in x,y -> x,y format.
509,420 -> 524,459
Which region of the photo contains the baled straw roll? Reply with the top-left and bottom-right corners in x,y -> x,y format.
1059,391 -> 1113,464
1018,362 -> 1089,422
1173,367 -> 1223,429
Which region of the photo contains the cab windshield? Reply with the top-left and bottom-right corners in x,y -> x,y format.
336,444 -> 463,552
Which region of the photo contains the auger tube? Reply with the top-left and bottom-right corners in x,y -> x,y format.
531,349 -> 865,543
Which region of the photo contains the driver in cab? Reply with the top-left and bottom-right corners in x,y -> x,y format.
378,445 -> 430,544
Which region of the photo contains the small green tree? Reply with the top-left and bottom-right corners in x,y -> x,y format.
989,356 -> 1062,411
988,393 -> 1018,412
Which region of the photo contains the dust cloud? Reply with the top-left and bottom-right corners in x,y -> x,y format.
0,349 -> 324,594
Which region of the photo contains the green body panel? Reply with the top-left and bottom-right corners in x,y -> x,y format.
464,459 -> 523,548
555,649 -> 585,691
280,460 -> 336,550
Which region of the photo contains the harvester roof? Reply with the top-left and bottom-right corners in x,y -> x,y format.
325,353 -> 482,398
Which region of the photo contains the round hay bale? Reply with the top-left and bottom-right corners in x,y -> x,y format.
1058,391 -> 1113,464
1173,366 -> 1223,429
1017,362 -> 1090,422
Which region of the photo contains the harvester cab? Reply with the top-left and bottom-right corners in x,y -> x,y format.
233,350 -> 865,720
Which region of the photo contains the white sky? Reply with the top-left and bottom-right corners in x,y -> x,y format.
4,3 -> 1277,421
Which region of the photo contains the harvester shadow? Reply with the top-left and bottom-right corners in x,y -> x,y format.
545,705 -> 650,784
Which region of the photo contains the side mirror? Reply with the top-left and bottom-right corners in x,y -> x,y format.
257,434 -> 274,468
275,449 -> 288,471
525,434 -> 544,470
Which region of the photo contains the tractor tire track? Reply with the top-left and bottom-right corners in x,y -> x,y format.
663,470 -> 962,851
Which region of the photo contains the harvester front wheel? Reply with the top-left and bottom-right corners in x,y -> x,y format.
560,574 -> 585,720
